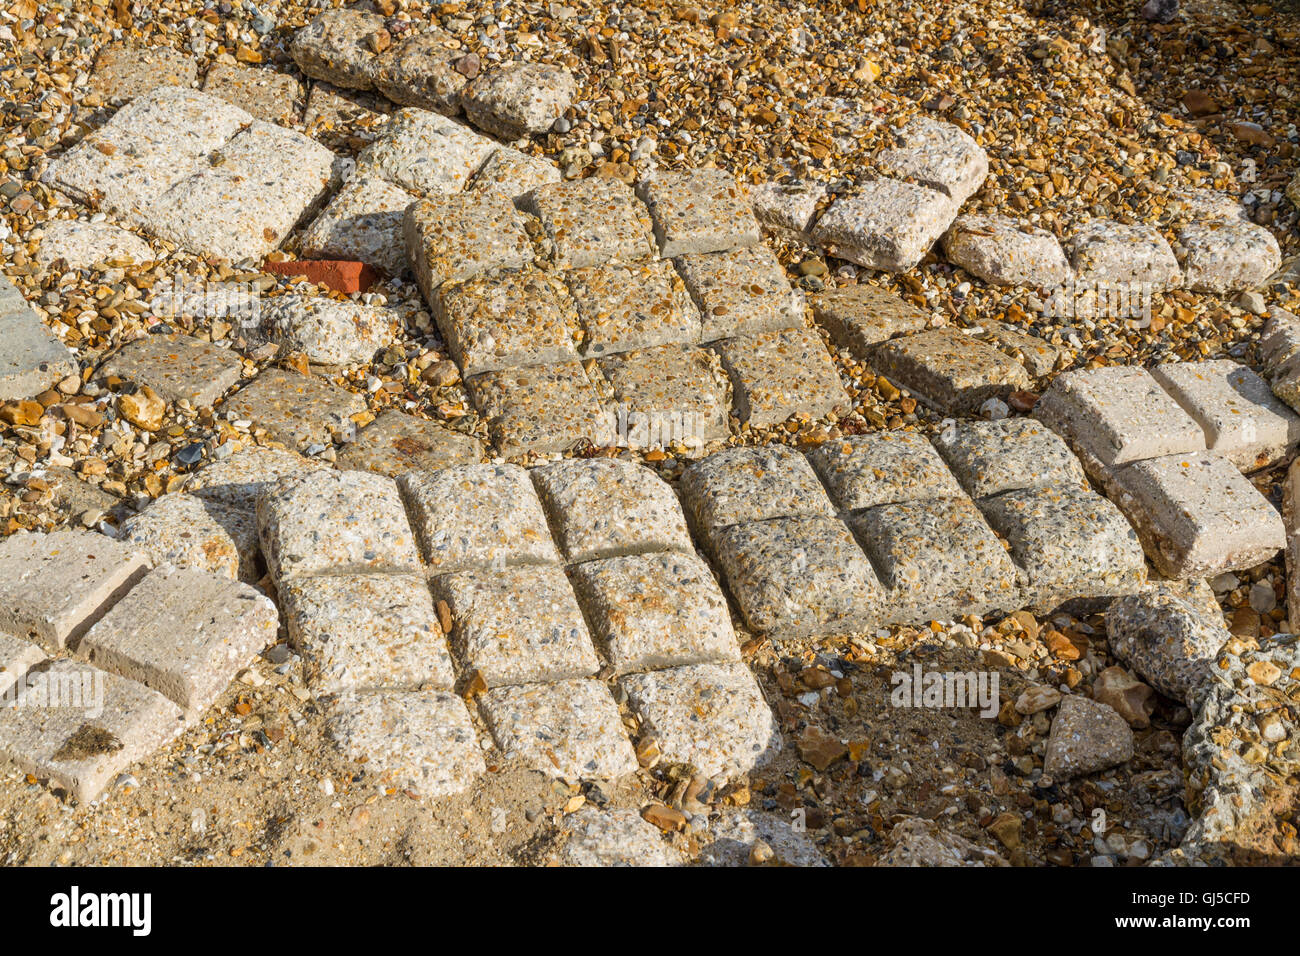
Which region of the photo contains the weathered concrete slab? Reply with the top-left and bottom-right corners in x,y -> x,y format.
714,327 -> 848,426
870,328 -> 1031,414
221,369 -> 366,451
34,219 -> 153,270
466,362 -> 613,457
522,177 -> 656,270
461,62 -> 577,139
809,283 -> 929,357
202,61 -> 304,125
811,178 -> 957,273
636,169 -> 760,257
336,410 -> 483,477
118,493 -> 260,582
943,213 -> 1071,289
98,333 -> 242,407
675,245 -> 802,342
876,117 -> 988,204
0,274 -> 76,401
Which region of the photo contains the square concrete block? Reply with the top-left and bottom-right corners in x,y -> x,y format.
572,551 -> 739,673
1174,221 -> 1280,294
712,515 -> 879,639
299,174 -> 418,276
480,679 -> 637,780
257,469 -> 421,579
259,294 -> 403,367
973,322 -> 1061,378
849,496 -> 1021,623
750,179 -> 828,237
291,9 -> 386,90
434,565 -> 600,688
0,274 -> 76,401
810,178 -> 957,273
807,430 -> 963,511
336,410 -> 483,477
809,283 -> 929,357
119,493 -> 260,582
1150,360 -> 1300,471
675,245 -> 802,342
942,213 -> 1071,289
566,259 -> 702,357
559,807 -> 679,867
977,485 -> 1147,610
932,418 -> 1089,501
0,659 -> 186,803
531,459 -> 692,562
357,107 -> 497,198
435,271 -> 579,376
636,168 -> 760,257
1110,452 -> 1286,578
876,117 -> 989,204
468,147 -> 561,198
466,362 -> 613,457
398,463 -> 559,575
182,446 -> 323,512
221,368 -> 366,451
521,177 -> 656,270
90,43 -> 198,104
714,327 -> 849,426
680,445 -> 835,539
202,60 -> 304,125
0,530 -> 148,651
1065,220 -> 1183,288
279,573 -> 456,696
620,661 -> 781,778
98,333 -> 242,408
0,633 -> 45,698
76,565 -> 277,716
461,61 -> 577,138
327,689 -> 484,798
404,191 -> 535,299
598,343 -> 731,446
1034,365 -> 1206,471
870,328 -> 1032,414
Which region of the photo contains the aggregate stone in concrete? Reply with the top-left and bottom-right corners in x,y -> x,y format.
0,273 -> 76,401
118,492 -> 260,582
712,515 -> 880,639
699,809 -> 829,867
870,327 -> 1032,414
1106,586 -> 1230,703
636,169 -> 760,257
1288,458 -> 1300,630
558,808 -> 678,867
433,565 -> 600,688
1150,360 -> 1300,471
467,147 -> 562,198
257,469 -> 421,579
976,484 -> 1147,609
303,82 -> 390,151
202,61 -> 304,125
0,530 -> 148,651
1043,695 -> 1134,780
933,418 -> 1089,500
566,259 -> 702,357
290,8 -> 385,90
1174,220 -> 1281,294
1262,307 -> 1300,414
299,174 -> 419,276
1109,452 -> 1286,578
398,464 -> 560,574
1064,220 -> 1183,288
849,496 -> 1021,623
327,689 -> 484,798
98,333 -> 242,408
435,271 -> 579,376
89,43 -> 198,104
373,31 -> 466,114
876,117 -> 989,204
182,445 -> 322,512
76,565 -> 277,716
358,108 -> 497,199
531,459 -> 693,562
336,410 -> 483,477
750,180 -> 828,238
0,659 -> 186,803
619,661 -> 781,778
480,679 -> 638,780
674,245 -> 802,342
466,362 -> 613,457
279,572 -> 456,696
680,445 -> 835,538
0,634 -> 45,699
810,177 -> 957,273
221,368 -> 365,451
404,191 -> 535,298
572,551 -> 739,673
34,219 -> 153,270
809,283 -> 929,357
714,327 -> 848,426
942,213 -> 1072,289
1034,365 -> 1206,471
971,322 -> 1061,378
461,61 -> 577,139
807,430 -> 964,511
597,343 -> 731,447
522,177 -> 656,270
260,294 -> 402,367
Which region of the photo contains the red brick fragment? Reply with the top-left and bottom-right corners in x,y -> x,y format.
262,259 -> 380,294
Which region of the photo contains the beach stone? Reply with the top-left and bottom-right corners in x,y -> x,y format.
399,463 -> 560,574
1043,695 -> 1134,780
34,219 -> 153,270
435,271 -> 578,376
636,168 -> 760,257
700,810 -> 829,867
521,177 -> 656,270
221,368 -> 365,451
76,565 -> 277,716
620,661 -> 780,778
118,493 -> 260,582
181,446 -> 322,512
327,689 -> 484,798
404,191 -> 535,299
933,418 -> 1089,500
1107,586 -> 1230,703
480,679 -> 637,780
358,108 -> 496,199
0,530 -> 148,651
809,284 -> 929,357
808,430 -> 963,511
461,61 -> 577,138
0,273 -> 76,401
89,43 -> 197,104
680,445 -> 835,540
876,116 -> 988,204
566,259 -> 702,357
750,180 -> 828,238
870,328 -> 1031,414
811,178 -> 957,273
433,565 -> 600,688
675,245 -> 802,342
1175,220 -> 1281,294
466,362 -> 613,457
299,174 -> 418,276
1065,220 -> 1183,288
258,295 -> 402,367
279,573 -> 456,696
336,410 -> 483,477
467,147 -> 561,198
257,469 -> 420,580
943,213 -> 1071,289
202,61 -> 304,125
1092,667 -> 1156,729
290,9 -> 385,90
557,808 -> 677,867
0,633 -> 45,698
714,327 -> 848,426
373,31 -> 466,114
598,343 -> 731,447
98,333 -> 242,407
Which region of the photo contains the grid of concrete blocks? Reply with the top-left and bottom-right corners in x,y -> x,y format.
255,461 -> 781,798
